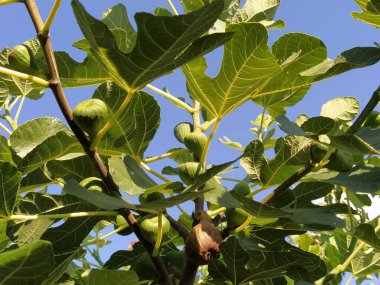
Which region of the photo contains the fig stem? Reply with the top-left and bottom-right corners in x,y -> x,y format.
166,0 -> 179,15
139,160 -> 171,182
0,66 -> 49,87
199,118 -> 221,168
13,95 -> 26,126
146,84 -> 194,113
231,215 -> 253,234
41,0 -> 62,36
0,121 -> 12,135
152,212 -> 164,257
8,210 -> 119,220
82,224 -> 129,247
142,148 -> 189,163
200,117 -> 217,131
0,0 -> 21,6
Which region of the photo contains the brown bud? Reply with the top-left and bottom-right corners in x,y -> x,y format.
185,212 -> 223,265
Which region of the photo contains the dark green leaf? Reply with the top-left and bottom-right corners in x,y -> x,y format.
104,242 -> 145,269
300,117 -> 335,135
305,165 -> 380,193
352,223 -> 380,250
0,240 -> 54,285
87,270 -> 138,285
0,162 -> 21,216
63,180 -> 136,210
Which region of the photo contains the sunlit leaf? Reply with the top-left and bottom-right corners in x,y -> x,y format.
352,0 -> 380,28
72,0 -> 232,91
320,97 -> 360,121
109,156 -> 156,196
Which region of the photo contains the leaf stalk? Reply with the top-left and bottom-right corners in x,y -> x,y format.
41,0 -> 62,36
0,66 -> 49,87
146,84 -> 194,113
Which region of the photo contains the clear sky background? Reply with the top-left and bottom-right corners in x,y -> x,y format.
1,1 -> 380,283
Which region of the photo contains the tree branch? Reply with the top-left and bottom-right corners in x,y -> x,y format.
24,1 -> 172,284
347,85 -> 380,134
260,164 -> 314,204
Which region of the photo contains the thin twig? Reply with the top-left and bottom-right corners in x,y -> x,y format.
167,214 -> 189,240
13,95 -> 25,126
347,85 -> 380,134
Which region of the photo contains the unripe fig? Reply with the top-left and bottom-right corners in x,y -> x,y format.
139,192 -> 165,204
310,143 -> 329,163
114,215 -> 133,236
174,122 -> 193,143
225,208 -> 250,228
178,162 -> 204,185
183,132 -> 208,157
326,150 -> 353,172
140,214 -> 170,244
185,212 -> 222,265
232,181 -> 250,196
73,99 -> 109,139
362,111 -> 380,128
8,44 -> 39,74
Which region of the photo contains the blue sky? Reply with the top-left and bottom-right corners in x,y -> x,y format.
1,0 -> 380,282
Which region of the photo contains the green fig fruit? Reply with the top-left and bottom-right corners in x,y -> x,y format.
225,208 -> 250,228
362,111 -> 380,128
310,143 -> 329,163
178,162 -> 204,185
232,181 -> 251,196
140,214 -> 170,244
174,122 -> 193,143
113,215 -> 133,236
8,44 -> 40,75
183,132 -> 208,157
73,99 -> 109,139
139,192 -> 165,204
326,149 -> 353,172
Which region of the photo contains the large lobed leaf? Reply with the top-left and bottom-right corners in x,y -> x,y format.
185,24 -> 380,117
72,0 -> 232,92
352,0 -> 380,28
0,162 -> 22,216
